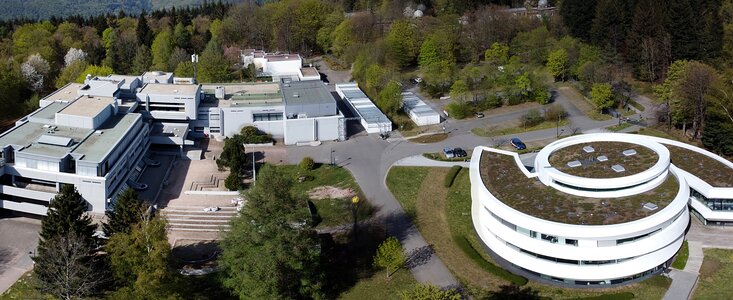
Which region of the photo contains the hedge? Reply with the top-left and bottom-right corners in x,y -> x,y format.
444,165 -> 462,187
453,234 -> 528,285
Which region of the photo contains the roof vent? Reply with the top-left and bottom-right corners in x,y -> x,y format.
567,160 -> 582,168
611,164 -> 626,173
623,149 -> 637,156
293,93 -> 299,98
597,155 -> 608,162
583,145 -> 595,153
643,203 -> 658,211
95,131 -> 104,135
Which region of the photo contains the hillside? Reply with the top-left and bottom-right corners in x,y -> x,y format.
0,0 -> 243,21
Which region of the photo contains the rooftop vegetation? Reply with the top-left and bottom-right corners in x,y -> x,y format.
549,142 -> 658,178
666,145 -> 733,187
480,151 -> 678,225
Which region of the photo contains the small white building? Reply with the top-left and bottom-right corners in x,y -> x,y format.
335,83 -> 392,134
141,71 -> 174,84
242,50 -> 320,82
136,83 -> 202,121
401,91 -> 440,126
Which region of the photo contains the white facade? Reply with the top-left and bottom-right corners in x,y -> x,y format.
401,92 -> 440,126
471,133 -> 694,285
137,83 -> 202,120
335,83 -> 392,134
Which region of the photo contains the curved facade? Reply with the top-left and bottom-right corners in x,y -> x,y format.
469,133 -> 727,285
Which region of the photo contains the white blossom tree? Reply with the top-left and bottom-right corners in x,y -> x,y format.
64,48 -> 87,67
21,54 -> 50,92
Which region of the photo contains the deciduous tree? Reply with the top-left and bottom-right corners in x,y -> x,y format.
399,284 -> 462,300
590,82 -> 614,112
373,236 -> 405,278
547,48 -> 569,82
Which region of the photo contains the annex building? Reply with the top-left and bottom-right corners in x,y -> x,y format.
470,133 -> 733,286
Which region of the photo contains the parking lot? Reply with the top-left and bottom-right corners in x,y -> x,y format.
0,213 -> 40,294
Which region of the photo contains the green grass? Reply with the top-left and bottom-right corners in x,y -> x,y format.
628,99 -> 646,112
693,248 -> 733,299
338,269 -> 417,300
273,165 -> 373,227
409,133 -> 449,143
444,166 -> 462,188
607,123 -> 633,132
672,241 -> 689,270
422,152 -> 470,162
0,272 -> 52,300
471,119 -> 569,137
385,167 -> 430,219
569,292 -> 635,300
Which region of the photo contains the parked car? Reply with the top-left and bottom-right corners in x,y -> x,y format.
510,138 -> 526,150
475,112 -> 485,118
453,148 -> 468,157
443,147 -> 455,158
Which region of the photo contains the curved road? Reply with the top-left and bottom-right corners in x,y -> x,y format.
287,89 -> 649,288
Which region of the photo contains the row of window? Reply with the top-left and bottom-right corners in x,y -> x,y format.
690,188 -> 733,211
505,241 -> 635,266
520,263 -> 664,286
253,112 -> 283,121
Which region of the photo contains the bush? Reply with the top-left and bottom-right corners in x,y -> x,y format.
224,172 -> 240,191
299,157 -> 315,171
520,109 -> 544,127
544,104 -> 567,121
239,126 -> 273,144
444,166 -> 462,188
445,102 -> 472,119
240,126 -> 258,136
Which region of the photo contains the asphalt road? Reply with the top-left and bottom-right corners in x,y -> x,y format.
0,215 -> 41,294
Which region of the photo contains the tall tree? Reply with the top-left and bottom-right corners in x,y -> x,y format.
590,82 -> 615,112
560,0 -> 597,41
135,12 -> 153,47
675,61 -> 719,139
378,80 -> 403,115
547,48 -> 569,82
38,184 -> 95,248
131,45 -> 152,75
385,20 -> 420,69
220,165 -> 324,299
668,0 -> 701,60
103,188 -> 147,237
198,39 -> 229,83
151,29 -> 173,71
32,233 -> 105,300
626,0 -> 670,81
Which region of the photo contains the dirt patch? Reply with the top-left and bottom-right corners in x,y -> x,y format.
308,186 -> 356,200
700,256 -> 722,278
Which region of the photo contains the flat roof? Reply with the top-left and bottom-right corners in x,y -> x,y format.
29,102 -> 69,123
150,122 -> 189,137
4,123 -> 91,158
281,80 -> 334,106
139,83 -> 199,95
300,67 -> 319,77
548,142 -> 659,178
142,71 -> 173,82
402,92 -> 439,118
72,114 -> 140,163
480,150 -> 678,225
57,96 -> 114,117
336,83 -> 391,124
41,83 -> 84,102
265,54 -> 301,62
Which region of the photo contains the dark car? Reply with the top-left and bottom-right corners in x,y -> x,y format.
453,148 -> 468,157
510,138 -> 526,150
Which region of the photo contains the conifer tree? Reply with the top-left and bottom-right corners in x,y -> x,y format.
38,184 -> 95,249
103,188 -> 147,237
135,12 -> 153,47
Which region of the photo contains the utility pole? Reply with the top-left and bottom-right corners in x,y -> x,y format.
191,53 -> 199,84
252,151 -> 256,185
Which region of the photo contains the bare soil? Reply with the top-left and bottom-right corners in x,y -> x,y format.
308,186 -> 356,200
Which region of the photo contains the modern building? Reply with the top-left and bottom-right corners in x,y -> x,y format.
241,50 -> 320,82
335,83 -> 392,134
136,83 -> 202,121
198,81 -> 343,145
141,71 -> 174,84
0,94 -> 149,216
401,91 -> 440,126
470,133 -> 733,286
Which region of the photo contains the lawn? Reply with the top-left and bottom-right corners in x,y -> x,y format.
471,119 -> 569,137
423,152 -> 471,162
409,133 -> 449,143
693,248 -> 733,299
338,269 -> 417,300
273,165 -> 373,227
0,272 -> 51,300
671,241 -> 689,270
386,166 -> 672,299
607,122 -> 633,132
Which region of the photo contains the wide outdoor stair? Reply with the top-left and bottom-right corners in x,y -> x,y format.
161,205 -> 237,232
189,175 -> 226,191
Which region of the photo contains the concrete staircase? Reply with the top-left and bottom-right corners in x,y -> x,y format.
161,205 -> 237,236
189,175 -> 226,191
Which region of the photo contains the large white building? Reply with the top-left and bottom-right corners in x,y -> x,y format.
470,133 -> 733,286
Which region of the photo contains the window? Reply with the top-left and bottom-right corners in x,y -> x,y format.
565,239 -> 578,246
541,234 -> 558,243
253,112 -> 283,121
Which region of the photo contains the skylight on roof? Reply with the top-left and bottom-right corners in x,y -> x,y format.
611,164 -> 626,173
623,149 -> 637,156
583,145 -> 595,153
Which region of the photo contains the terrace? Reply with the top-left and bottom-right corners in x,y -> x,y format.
666,145 -> 733,187
548,142 -> 659,178
480,150 -> 679,225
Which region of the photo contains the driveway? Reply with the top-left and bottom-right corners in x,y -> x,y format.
0,214 -> 41,294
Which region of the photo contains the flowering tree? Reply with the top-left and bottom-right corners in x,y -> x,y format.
21,54 -> 50,91
64,48 -> 87,66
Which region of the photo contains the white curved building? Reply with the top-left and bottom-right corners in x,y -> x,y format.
470,133 -> 733,285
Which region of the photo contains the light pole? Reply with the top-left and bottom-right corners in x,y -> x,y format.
252,151 -> 256,185
330,149 -> 335,166
351,196 -> 360,238
191,53 -> 199,84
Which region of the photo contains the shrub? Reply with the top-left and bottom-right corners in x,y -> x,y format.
240,126 -> 259,136
239,126 -> 273,144
444,166 -> 462,188
299,157 -> 315,171
224,172 -> 240,191
520,109 -> 544,127
373,236 -> 406,278
544,104 -> 567,121
445,102 -> 472,119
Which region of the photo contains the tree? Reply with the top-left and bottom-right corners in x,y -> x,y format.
702,109 -> 733,156
559,0 -> 597,41
106,217 -> 179,298
378,80 -> 403,115
590,83 -> 615,112
484,42 -> 509,66
373,236 -> 406,278
385,20 -> 420,69
174,61 -> 195,77
32,232 -> 105,300
316,11 -> 344,52
198,39 -> 230,83
151,29 -> 173,71
547,48 -> 569,82
38,185 -> 95,248
172,22 -> 192,52
131,46 -> 152,75
103,188 -> 147,237
64,48 -> 87,66
513,73 -> 532,99
168,47 -> 189,72
21,54 -> 50,92
224,172 -> 241,191
486,284 -> 541,299
399,284 -> 462,300
220,166 -> 325,299
450,79 -> 469,102
675,61 -> 719,139
135,12 -> 153,47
